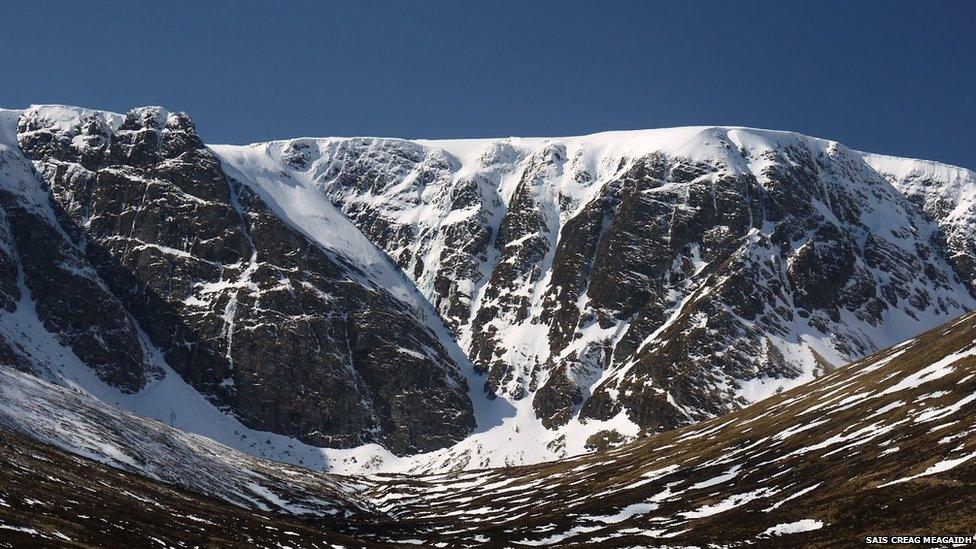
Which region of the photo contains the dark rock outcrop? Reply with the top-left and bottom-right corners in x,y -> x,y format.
9,106 -> 474,455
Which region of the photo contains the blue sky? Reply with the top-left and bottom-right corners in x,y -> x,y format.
1,1 -> 973,168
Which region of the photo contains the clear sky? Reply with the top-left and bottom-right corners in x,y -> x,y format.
1,1 -> 973,168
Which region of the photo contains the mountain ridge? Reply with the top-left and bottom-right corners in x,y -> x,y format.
3,102 -> 976,545
8,106 -> 973,177
229,124 -> 976,175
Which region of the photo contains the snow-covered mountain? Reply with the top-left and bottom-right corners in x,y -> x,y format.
2,102 -> 976,545
215,126 -> 976,469
1,104 -> 975,475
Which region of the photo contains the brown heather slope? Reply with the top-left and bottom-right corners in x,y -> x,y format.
0,427 -> 377,548
3,310 -> 976,547
360,310 -> 976,546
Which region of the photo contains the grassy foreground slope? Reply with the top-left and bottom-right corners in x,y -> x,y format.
364,310 -> 976,546
0,428 -> 372,548
2,310 -> 976,547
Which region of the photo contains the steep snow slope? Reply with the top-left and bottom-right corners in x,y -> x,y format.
215,127 -> 975,470
863,152 -> 976,290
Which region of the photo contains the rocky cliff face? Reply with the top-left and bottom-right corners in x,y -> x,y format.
234,127 -> 974,457
0,109 -> 159,392
0,106 -> 474,455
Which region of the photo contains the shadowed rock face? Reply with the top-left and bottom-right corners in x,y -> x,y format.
0,121 -> 155,392
262,129 -> 974,442
11,106 -> 474,455
561,142 -> 973,433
